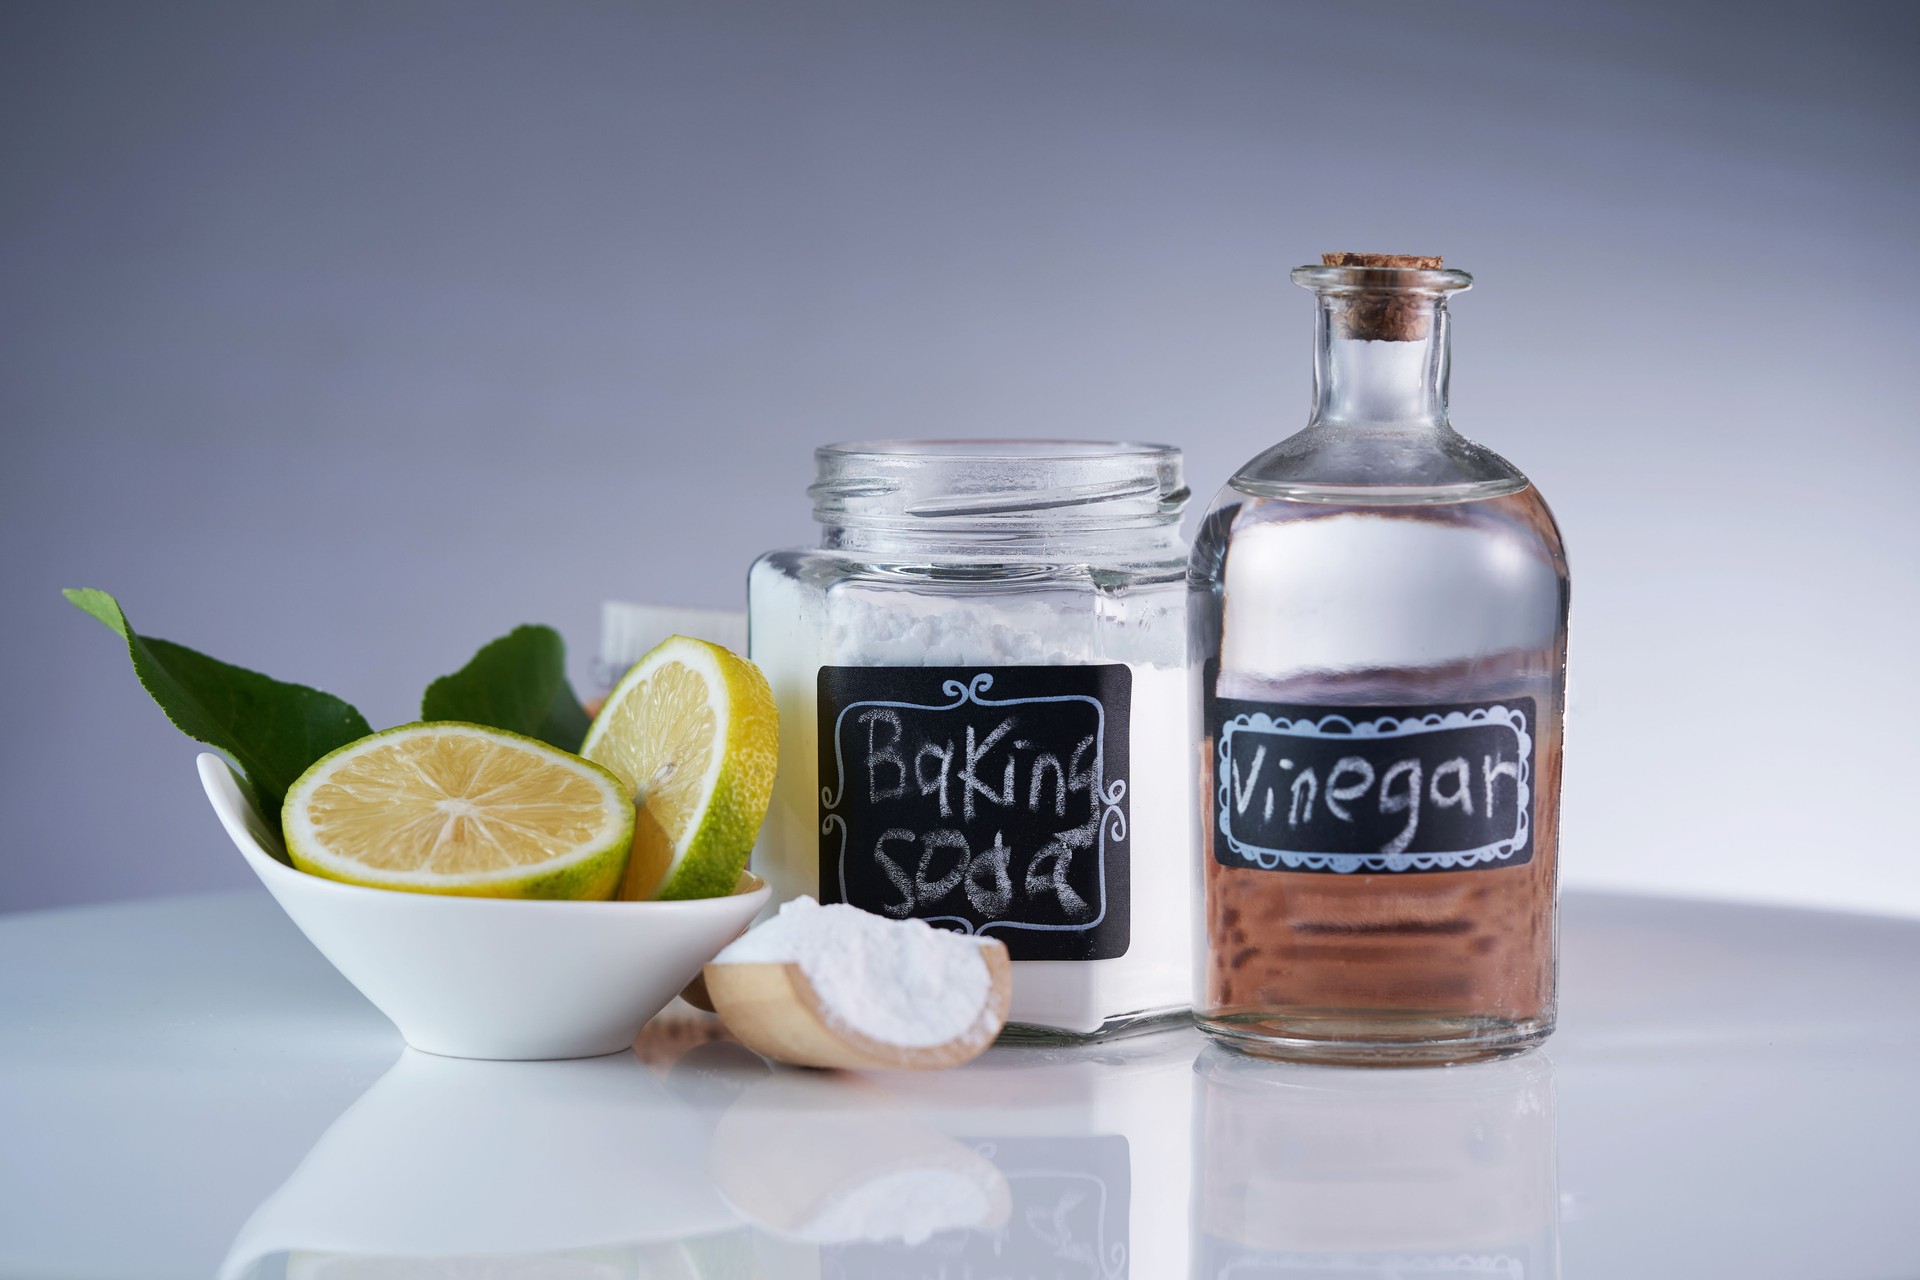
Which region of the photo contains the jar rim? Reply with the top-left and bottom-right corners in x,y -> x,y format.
809,437 -> 1188,549
818,438 -> 1179,463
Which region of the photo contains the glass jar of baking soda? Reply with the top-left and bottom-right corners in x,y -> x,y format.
749,440 -> 1191,1042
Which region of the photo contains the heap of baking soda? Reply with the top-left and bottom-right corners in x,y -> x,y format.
712,897 -> 999,1052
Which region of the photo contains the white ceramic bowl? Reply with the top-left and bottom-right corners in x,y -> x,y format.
198,753 -> 769,1060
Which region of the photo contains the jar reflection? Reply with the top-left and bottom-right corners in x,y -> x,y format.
1192,1048 -> 1558,1277
713,1033 -> 1194,1278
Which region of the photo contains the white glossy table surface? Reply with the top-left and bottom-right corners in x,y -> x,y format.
3,889 -> 1917,1279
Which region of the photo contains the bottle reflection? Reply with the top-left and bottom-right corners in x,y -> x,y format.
1192,1048 -> 1558,1278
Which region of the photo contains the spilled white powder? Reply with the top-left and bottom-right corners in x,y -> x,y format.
713,897 -> 993,1049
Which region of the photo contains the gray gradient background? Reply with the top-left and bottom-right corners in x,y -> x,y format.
4,1 -> 1915,916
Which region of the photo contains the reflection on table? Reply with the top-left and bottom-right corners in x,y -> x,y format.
219,1043 -> 738,1277
1194,1047 -> 1557,1278
220,1010 -> 1578,1279
11,890 -> 1920,1279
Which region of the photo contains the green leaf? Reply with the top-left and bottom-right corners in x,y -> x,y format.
421,625 -> 591,752
64,588 -> 373,842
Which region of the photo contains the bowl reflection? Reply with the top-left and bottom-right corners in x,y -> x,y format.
219,1049 -> 739,1279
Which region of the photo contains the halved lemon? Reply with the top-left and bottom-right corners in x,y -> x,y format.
282,722 -> 634,899
581,636 -> 778,901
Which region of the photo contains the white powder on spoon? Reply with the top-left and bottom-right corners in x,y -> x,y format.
713,897 -> 992,1049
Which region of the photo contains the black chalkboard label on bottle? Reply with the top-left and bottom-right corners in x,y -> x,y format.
817,665 -> 1131,961
1211,697 -> 1536,874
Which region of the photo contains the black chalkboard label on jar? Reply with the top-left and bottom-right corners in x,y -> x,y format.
1211,697 -> 1536,874
817,665 -> 1131,961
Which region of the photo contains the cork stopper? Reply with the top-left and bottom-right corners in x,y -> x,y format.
1320,252 -> 1443,341
1320,252 -> 1444,270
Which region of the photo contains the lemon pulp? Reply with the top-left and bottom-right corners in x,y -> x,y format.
581,636 -> 778,901
283,722 -> 634,899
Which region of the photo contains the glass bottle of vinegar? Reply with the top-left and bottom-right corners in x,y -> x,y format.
1190,254 -> 1569,1064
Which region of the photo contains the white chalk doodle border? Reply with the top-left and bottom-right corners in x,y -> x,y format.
1216,705 -> 1531,873
822,671 -> 1127,937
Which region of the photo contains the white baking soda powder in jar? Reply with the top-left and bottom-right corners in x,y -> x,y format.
749,441 -> 1193,1040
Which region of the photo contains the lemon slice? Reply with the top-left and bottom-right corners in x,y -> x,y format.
282,722 -> 634,899
581,636 -> 778,901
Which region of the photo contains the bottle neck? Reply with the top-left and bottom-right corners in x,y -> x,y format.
1223,261 -> 1526,503
1312,292 -> 1451,432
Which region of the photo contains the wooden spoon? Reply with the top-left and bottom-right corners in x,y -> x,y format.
703,938 -> 1011,1070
